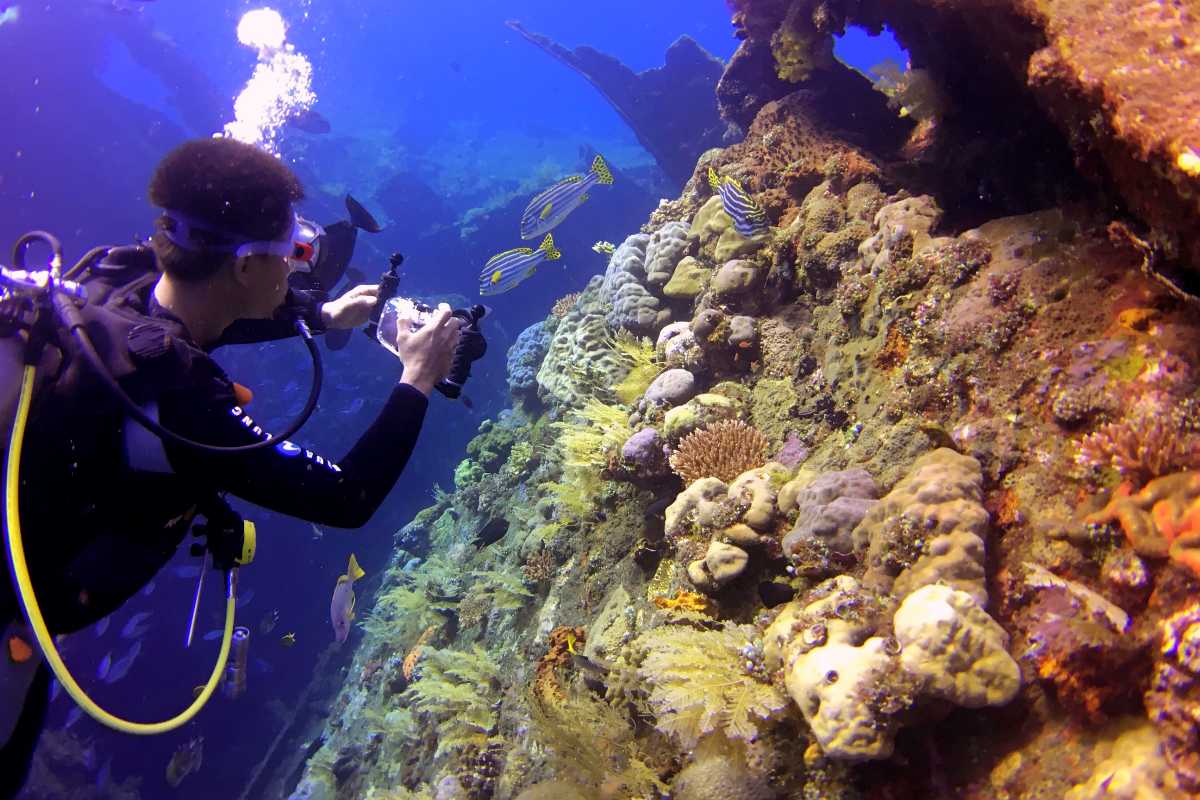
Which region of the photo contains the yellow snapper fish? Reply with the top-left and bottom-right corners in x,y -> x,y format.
707,166 -> 770,238
519,154 -> 614,240
330,554 -> 365,643
479,233 -> 560,296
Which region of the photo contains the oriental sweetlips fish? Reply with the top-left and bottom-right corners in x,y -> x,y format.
479,234 -> 560,296
707,166 -> 769,238
519,154 -> 613,240
330,553 -> 365,643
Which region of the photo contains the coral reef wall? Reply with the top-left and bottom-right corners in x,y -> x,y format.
280,4 -> 1200,800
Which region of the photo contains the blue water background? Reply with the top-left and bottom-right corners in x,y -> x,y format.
0,2 -> 901,796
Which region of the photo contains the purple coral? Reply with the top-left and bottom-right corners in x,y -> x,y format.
775,431 -> 808,469
621,428 -> 669,477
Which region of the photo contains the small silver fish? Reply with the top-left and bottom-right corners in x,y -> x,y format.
104,640 -> 141,683
94,617 -> 110,638
311,524 -> 324,541
519,154 -> 613,240
97,652 -> 112,680
120,611 -> 152,639
330,554 -> 365,643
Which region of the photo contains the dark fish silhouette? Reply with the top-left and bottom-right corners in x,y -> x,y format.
286,108 -> 331,135
473,518 -> 510,549
345,196 -> 382,233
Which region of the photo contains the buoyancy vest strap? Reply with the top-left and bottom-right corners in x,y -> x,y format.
125,401 -> 172,474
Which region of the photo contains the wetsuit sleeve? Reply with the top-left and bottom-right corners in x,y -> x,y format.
158,376 -> 428,528
213,288 -> 330,347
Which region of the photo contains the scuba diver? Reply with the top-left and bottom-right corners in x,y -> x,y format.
0,137 -> 472,797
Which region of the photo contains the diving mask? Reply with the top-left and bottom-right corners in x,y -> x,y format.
160,210 -> 323,272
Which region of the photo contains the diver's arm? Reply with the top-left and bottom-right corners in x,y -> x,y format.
159,379 -> 429,528
212,288 -> 330,348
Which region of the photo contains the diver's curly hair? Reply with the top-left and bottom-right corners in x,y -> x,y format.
147,137 -> 305,280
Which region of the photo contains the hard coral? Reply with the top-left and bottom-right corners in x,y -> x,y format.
1145,602 -> 1200,791
670,419 -> 770,485
550,292 -> 582,320
521,549 -> 555,584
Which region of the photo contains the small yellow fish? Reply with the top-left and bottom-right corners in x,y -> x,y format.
592,240 -> 615,255
280,632 -> 297,648
566,631 -> 578,655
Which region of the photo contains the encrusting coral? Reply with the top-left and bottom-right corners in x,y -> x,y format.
669,419 -> 770,484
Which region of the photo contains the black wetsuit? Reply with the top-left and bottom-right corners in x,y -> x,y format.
0,263 -> 428,796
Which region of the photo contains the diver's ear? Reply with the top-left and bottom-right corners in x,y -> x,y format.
229,256 -> 257,288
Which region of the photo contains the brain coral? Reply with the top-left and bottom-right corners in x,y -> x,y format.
536,278 -> 630,409
507,321 -> 551,403
599,233 -> 671,335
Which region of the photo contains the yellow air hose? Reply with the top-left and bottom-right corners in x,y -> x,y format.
5,363 -> 236,733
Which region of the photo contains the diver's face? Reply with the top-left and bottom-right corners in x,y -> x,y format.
236,254 -> 292,318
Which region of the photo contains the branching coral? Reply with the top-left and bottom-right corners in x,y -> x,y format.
402,645 -> 502,758
669,420 -> 770,484
551,292 -> 583,319
522,549 -> 555,583
1076,392 -> 1200,486
634,623 -> 789,747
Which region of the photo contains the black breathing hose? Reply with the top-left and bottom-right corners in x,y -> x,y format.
51,292 -> 324,454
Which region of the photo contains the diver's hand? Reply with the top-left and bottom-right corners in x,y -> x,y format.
319,285 -> 379,329
395,304 -> 462,396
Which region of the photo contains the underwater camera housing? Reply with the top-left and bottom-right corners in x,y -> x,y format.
367,252 -> 487,400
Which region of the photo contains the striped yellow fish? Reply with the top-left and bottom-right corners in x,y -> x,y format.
519,155 -> 614,240
479,234 -> 561,296
707,166 -> 769,238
